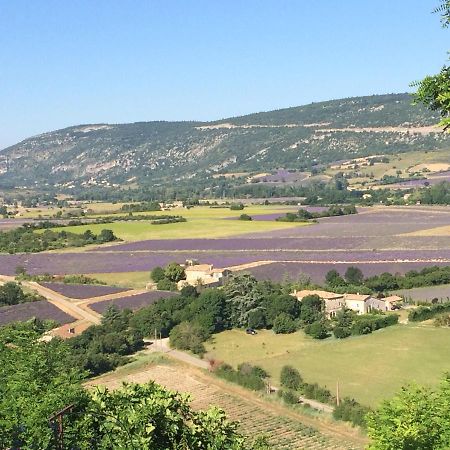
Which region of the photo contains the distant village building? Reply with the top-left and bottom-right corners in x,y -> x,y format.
291,289 -> 402,318
177,264 -> 232,290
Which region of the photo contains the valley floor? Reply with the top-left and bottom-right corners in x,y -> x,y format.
87,353 -> 367,450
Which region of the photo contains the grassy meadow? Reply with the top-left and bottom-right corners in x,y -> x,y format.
86,271 -> 151,289
325,149 -> 450,188
36,205 -> 306,241
205,324 -> 450,407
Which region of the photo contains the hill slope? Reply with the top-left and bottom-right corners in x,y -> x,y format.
0,93 -> 448,190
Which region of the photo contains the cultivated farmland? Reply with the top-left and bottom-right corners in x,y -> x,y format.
88,291 -> 179,314
0,300 -> 76,326
39,282 -> 130,299
395,284 -> 450,303
89,358 -> 364,450
0,206 -> 449,283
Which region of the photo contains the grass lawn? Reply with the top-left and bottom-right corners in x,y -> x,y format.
205,325 -> 450,407
38,206 -> 306,241
86,271 -> 151,289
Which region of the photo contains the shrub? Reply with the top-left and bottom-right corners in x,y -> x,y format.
301,382 -> 334,404
239,214 -> 252,221
169,322 -> 209,356
304,321 -> 329,339
333,398 -> 371,428
272,313 -> 297,334
151,266 -> 165,282
98,229 -> 117,242
180,285 -> 198,298
280,365 -> 303,391
230,203 -> 244,210
333,326 -> 351,339
248,308 -> 266,329
278,390 -> 298,405
215,363 -> 267,391
409,302 -> 450,322
351,314 -> 399,336
156,278 -> 177,291
434,313 -> 450,327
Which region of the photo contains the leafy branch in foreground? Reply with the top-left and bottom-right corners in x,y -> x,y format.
413,1 -> 450,131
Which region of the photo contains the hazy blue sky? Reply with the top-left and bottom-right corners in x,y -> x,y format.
0,0 -> 448,148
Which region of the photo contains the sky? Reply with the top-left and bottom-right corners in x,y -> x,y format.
0,0 -> 448,149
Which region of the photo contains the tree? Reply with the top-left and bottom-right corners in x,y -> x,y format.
98,229 -> 116,242
0,326 -> 89,449
223,274 -> 265,327
156,278 -> 177,291
325,269 -> 345,287
150,266 -> 165,282
264,293 -> 300,326
413,1 -> 450,131
164,262 -> 186,283
0,282 -> 26,306
272,313 -> 297,334
0,326 -> 267,449
304,320 -> 329,339
169,321 -> 209,355
247,308 -> 266,329
344,266 -> 364,285
186,289 -> 228,333
299,295 -> 324,324
366,375 -> 450,449
280,365 -> 303,391
180,284 -> 198,298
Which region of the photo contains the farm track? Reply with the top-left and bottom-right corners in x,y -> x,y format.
88,362 -> 366,450
0,275 -> 102,325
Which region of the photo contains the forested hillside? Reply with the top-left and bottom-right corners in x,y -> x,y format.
0,93 -> 448,193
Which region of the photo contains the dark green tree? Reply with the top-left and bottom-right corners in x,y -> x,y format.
280,365 -> 303,391
413,1 -> 450,131
344,266 -> 364,285
164,262 -> 186,283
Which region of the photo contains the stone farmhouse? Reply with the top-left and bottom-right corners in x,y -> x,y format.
177,264 -> 232,290
292,290 -> 402,318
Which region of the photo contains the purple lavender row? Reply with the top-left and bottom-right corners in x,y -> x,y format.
0,300 -> 75,326
89,291 -> 178,314
2,249 -> 450,276
40,282 -> 130,299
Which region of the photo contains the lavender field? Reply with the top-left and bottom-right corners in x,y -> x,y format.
0,300 -> 75,326
394,284 -> 450,304
89,291 -> 178,314
0,206 -> 449,283
40,282 -> 130,299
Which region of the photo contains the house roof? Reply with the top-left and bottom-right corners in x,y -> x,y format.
344,293 -> 372,301
293,290 -> 343,300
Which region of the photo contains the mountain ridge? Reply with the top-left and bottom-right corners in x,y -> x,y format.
1,93 -> 448,191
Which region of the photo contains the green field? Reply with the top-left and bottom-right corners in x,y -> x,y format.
205,325 -> 450,407
38,206 -> 306,241
86,271 -> 151,289
324,149 -> 450,188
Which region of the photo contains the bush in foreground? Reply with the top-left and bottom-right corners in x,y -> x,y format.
280,365 -> 303,391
